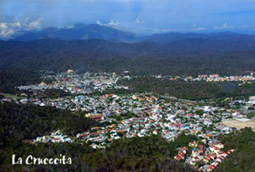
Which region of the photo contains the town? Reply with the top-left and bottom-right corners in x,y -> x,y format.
1,70 -> 255,172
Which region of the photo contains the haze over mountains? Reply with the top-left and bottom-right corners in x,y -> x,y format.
2,24 -> 255,53
2,23 -> 255,77
11,24 -> 255,44
1,24 -> 254,55
13,24 -> 138,42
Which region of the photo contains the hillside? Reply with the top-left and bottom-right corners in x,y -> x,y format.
2,37 -> 255,97
141,32 -> 255,44
1,39 -> 255,76
0,102 -> 195,172
216,128 -> 255,172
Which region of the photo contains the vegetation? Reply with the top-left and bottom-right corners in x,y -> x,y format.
2,39 -> 255,100
38,89 -> 72,99
0,69 -> 40,94
246,112 -> 255,119
111,77 -> 255,100
0,142 -> 94,172
216,128 -> 255,172
2,39 -> 255,77
2,37 -> 255,171
81,135 -> 196,172
0,102 -> 196,171
0,135 -> 196,172
0,102 -> 99,144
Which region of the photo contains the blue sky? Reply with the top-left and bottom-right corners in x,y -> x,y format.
1,0 -> 255,38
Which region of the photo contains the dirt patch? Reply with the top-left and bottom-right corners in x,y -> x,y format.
220,120 -> 255,131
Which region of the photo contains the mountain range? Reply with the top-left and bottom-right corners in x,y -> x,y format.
13,24 -> 138,42
2,24 -> 255,79
3,33 -> 255,55
12,24 -> 255,44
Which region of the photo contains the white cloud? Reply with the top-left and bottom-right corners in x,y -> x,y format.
97,19 -> 119,27
64,25 -> 75,29
0,16 -> 43,39
223,22 -> 228,28
213,22 -> 228,30
26,17 -> 42,30
193,27 -> 206,31
108,19 -> 119,26
0,27 -> 16,38
96,20 -> 103,26
134,17 -> 143,24
0,23 -> 8,30
213,22 -> 250,30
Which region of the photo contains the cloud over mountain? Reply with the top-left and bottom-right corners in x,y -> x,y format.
97,19 -> 119,27
0,17 -> 43,39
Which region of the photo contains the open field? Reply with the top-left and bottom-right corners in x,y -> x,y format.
220,119 -> 255,131
0,93 -> 20,99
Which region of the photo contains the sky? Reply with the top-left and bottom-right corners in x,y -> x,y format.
1,0 -> 255,39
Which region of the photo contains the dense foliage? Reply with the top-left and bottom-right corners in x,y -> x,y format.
0,142 -> 93,172
216,128 -> 255,172
0,135 -> 197,172
108,78 -> 255,100
38,89 -> 72,99
81,135 -> 196,172
2,39 -> 255,76
0,102 -> 99,146
0,69 -> 41,94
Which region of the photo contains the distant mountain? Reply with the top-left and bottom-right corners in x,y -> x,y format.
12,23 -> 255,44
141,31 -> 255,44
13,24 -> 138,42
140,32 -> 202,44
4,32 -> 255,56
4,36 -> 255,58
2,39 -> 164,56
165,37 -> 255,53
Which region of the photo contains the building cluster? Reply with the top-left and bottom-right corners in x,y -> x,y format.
1,91 -> 249,149
34,130 -> 73,143
17,71 -> 128,94
174,139 -> 234,171
3,71 -> 253,171
42,94 -> 237,149
122,73 -> 255,85
14,71 -> 255,104
196,74 -> 255,82
148,73 -> 255,83
3,92 -> 238,151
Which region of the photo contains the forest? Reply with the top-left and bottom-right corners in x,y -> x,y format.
216,127 -> 255,172
0,102 -> 99,146
2,39 -> 255,77
106,77 -> 255,100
